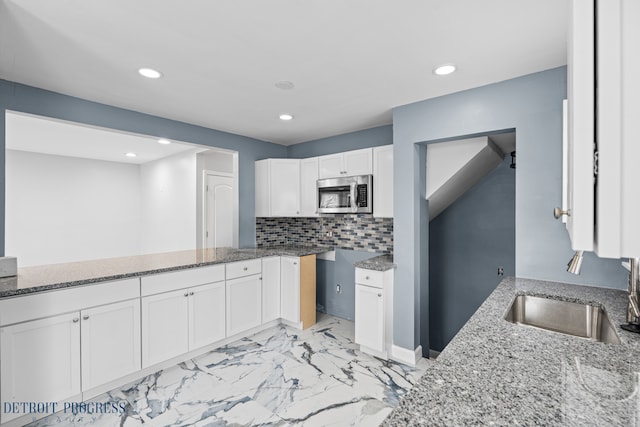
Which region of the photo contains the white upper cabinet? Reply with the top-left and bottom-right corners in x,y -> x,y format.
373,145 -> 393,218
318,148 -> 373,179
300,157 -> 319,217
565,0 -> 640,258
255,159 -> 301,217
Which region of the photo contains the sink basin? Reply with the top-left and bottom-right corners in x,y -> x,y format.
505,295 -> 621,344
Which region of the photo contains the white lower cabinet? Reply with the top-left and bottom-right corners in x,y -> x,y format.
280,256 -> 301,325
226,274 -> 262,336
354,268 -> 393,359
355,284 -> 385,352
81,299 -> 141,391
142,288 -> 190,368
142,281 -> 225,368
1,312 -> 81,423
262,256 -> 281,323
189,281 -> 226,350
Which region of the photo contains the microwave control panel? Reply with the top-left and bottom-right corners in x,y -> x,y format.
356,184 -> 368,207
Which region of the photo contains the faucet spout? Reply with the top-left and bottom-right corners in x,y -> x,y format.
621,258 -> 640,333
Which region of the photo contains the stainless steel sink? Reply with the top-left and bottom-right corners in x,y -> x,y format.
505,295 -> 621,344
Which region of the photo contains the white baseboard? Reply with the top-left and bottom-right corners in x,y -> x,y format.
390,344 -> 423,367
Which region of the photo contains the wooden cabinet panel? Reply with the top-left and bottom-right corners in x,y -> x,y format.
355,284 -> 385,353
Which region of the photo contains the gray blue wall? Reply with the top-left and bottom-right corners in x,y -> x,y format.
428,155 -> 515,352
287,125 -> 392,158
393,66 -> 628,354
0,79 -> 287,250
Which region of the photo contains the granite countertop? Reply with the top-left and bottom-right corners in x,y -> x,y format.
354,254 -> 395,271
383,277 -> 640,426
0,245 -> 331,298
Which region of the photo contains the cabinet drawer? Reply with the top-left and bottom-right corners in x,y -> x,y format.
0,278 -> 140,327
226,259 -> 262,280
355,268 -> 384,288
141,264 -> 225,296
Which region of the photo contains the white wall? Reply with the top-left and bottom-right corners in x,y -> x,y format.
140,149 -> 198,254
5,150 -> 142,266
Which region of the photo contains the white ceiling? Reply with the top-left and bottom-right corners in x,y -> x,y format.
0,0 -> 568,146
5,111 -> 198,164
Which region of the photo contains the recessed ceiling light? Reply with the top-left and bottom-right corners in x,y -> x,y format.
275,81 -> 295,90
138,68 -> 162,79
279,114 -> 294,121
157,138 -> 171,145
125,152 -> 137,158
433,64 -> 456,76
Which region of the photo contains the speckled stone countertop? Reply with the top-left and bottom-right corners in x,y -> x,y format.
383,277 -> 640,426
0,245 -> 331,298
353,254 -> 395,271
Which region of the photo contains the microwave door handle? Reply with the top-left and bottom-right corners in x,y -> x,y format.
350,182 -> 358,213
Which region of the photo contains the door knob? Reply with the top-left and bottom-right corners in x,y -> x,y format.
553,207 -> 570,219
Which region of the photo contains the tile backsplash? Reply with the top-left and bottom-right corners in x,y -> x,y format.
256,215 -> 393,253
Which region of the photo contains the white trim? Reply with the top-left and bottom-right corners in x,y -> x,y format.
202,165 -> 239,249
390,344 -> 423,367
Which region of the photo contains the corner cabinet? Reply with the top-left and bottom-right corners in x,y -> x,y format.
354,267 -> 393,359
262,256 -> 281,323
565,0 -> 640,258
373,145 -> 393,218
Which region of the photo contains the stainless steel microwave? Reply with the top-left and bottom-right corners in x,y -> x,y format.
317,175 -> 373,214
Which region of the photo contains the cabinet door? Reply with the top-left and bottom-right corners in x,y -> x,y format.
318,153 -> 344,179
355,284 -> 384,353
300,157 -> 319,216
565,0 -> 595,252
280,256 -> 301,324
189,281 -> 226,350
262,256 -> 281,323
226,275 -> 262,336
373,145 -> 393,218
81,299 -> 141,391
255,159 -> 270,217
1,313 -> 80,423
141,289 -> 189,368
344,148 -> 373,176
270,159 -> 301,216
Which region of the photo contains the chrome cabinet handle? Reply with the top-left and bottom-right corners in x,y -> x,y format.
72,318 -> 79,323
365,276 -> 370,280
553,207 -> 570,219
184,292 -> 189,297
82,315 -> 89,320
377,293 -> 382,297
189,291 -> 194,296
293,262 -> 297,265
243,267 -> 248,271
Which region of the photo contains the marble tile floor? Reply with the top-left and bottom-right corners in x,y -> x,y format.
27,314 -> 431,427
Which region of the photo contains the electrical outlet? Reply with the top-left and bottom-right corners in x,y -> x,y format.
497,266 -> 504,276
336,284 -> 341,294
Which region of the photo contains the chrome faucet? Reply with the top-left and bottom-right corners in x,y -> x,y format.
621,258 -> 640,333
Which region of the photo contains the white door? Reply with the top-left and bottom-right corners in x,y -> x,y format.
141,289 -> 189,368
280,257 -> 300,324
226,275 -> 262,336
344,148 -> 373,176
1,313 -> 81,423
80,299 -> 141,391
205,174 -> 234,249
300,157 -> 319,216
373,145 -> 393,218
318,153 -> 344,179
262,256 -> 281,323
269,159 -> 301,216
355,284 -> 384,352
189,281 -> 226,350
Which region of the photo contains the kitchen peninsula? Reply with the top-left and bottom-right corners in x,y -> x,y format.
0,246 -> 329,426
